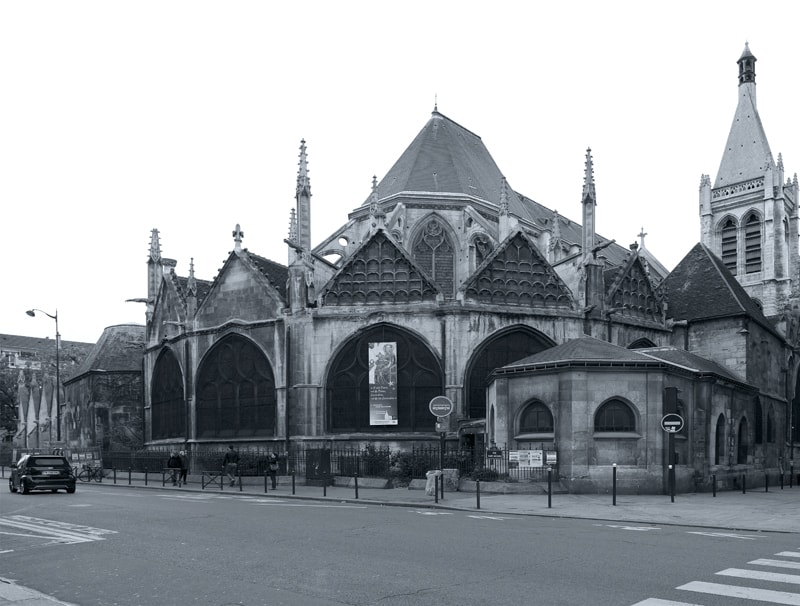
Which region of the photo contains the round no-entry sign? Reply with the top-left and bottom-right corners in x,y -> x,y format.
429,396 -> 453,417
661,413 -> 684,433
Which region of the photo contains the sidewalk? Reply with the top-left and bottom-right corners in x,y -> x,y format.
101,472 -> 800,533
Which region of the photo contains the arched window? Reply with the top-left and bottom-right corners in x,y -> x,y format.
628,338 -> 656,349
519,401 -> 554,433
714,414 -> 726,465
721,218 -> 738,274
744,213 -> 762,274
465,328 -> 553,419
327,324 -> 441,432
594,399 -> 635,432
151,348 -> 184,440
737,417 -> 749,464
195,335 -> 277,439
412,218 -> 455,298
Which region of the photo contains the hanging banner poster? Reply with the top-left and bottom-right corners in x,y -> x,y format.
368,342 -> 398,425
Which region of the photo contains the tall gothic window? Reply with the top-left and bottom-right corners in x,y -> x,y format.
737,417 -> 749,464
465,328 -> 553,419
195,335 -> 277,439
151,349 -> 184,440
721,218 -> 737,274
744,213 -> 762,274
413,218 -> 455,298
327,324 -> 441,432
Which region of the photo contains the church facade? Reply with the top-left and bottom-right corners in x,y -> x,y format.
140,45 -> 797,493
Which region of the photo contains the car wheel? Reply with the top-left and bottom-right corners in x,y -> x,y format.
66,486 -> 76,494
51,489 -> 58,493
8,479 -> 16,493
21,481 -> 30,495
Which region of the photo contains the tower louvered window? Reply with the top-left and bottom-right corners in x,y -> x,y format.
721,219 -> 737,274
744,213 -> 762,274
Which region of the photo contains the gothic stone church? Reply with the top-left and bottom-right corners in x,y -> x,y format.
142,45 -> 797,493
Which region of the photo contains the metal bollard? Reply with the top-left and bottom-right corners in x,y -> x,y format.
765,473 -> 769,493
547,466 -> 552,509
145,466 -> 149,486
264,471 -> 269,493
434,475 -> 439,504
128,467 -> 132,486
323,475 -> 327,497
476,479 -> 480,510
113,468 -> 117,485
354,473 -> 359,500
292,471 -> 296,495
238,470 -> 242,492
712,474 -> 716,497
669,465 -> 674,503
440,472 -> 444,500
612,464 -> 617,506
742,473 -> 746,494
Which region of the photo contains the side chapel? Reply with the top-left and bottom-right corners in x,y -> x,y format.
141,44 -> 798,493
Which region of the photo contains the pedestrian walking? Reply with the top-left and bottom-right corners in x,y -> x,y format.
167,451 -> 182,486
179,450 -> 188,485
267,452 -> 279,489
223,445 -> 239,487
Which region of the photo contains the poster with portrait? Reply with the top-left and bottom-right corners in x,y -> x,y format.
368,342 -> 398,425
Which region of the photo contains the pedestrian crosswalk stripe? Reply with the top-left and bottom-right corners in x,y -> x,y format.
717,567 -> 800,585
751,558 -> 800,570
776,552 -> 800,558
678,581 -> 800,605
630,598 -> 702,605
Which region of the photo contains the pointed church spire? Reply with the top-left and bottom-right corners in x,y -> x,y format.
582,148 -> 597,261
232,224 -> 244,252
187,257 -> 197,296
295,140 -> 312,252
582,147 -> 596,202
369,175 -> 385,231
499,178 -> 509,216
149,228 -> 161,263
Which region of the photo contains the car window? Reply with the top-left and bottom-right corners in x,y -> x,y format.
29,457 -> 70,467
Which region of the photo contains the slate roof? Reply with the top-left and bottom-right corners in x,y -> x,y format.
638,346 -> 749,386
663,243 -> 777,335
247,252 -> 289,300
0,334 -> 94,352
365,110 -> 539,225
66,324 -> 145,381
714,45 -> 773,189
501,336 -> 656,370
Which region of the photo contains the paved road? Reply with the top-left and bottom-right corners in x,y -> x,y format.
1,484 -> 799,605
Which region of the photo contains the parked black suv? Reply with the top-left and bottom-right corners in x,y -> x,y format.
9,454 -> 76,494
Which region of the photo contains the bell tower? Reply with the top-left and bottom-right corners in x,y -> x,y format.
700,44 -> 799,317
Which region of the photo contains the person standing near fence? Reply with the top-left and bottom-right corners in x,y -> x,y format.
267,451 -> 278,489
167,451 -> 182,486
223,445 -> 239,487
179,450 -> 188,485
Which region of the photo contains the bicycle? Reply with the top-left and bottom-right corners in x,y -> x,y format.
76,463 -> 105,482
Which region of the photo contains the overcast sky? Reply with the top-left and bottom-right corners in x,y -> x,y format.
2,1 -> 799,344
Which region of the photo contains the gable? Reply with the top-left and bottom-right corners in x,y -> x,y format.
462,230 -> 575,309
321,230 -> 439,305
605,253 -> 665,323
196,252 -> 285,324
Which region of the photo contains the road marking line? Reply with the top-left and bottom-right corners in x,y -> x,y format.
467,515 -> 509,520
254,503 -> 368,509
751,559 -> 800,570
411,511 -> 453,516
0,517 -> 116,545
678,580 -> 800,604
778,552 -> 800,558
717,568 -> 800,585
630,599 -> 703,605
686,531 -> 758,540
604,524 -> 661,531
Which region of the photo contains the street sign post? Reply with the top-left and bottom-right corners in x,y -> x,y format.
429,396 -> 454,417
429,396 -> 453,470
660,413 -> 684,433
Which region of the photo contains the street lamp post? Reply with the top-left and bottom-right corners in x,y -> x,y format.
26,309 -> 60,442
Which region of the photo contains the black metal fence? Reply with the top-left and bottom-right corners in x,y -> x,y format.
100,443 -> 557,484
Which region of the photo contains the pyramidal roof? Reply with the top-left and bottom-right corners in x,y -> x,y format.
365,108 -> 538,224
714,44 -> 774,189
